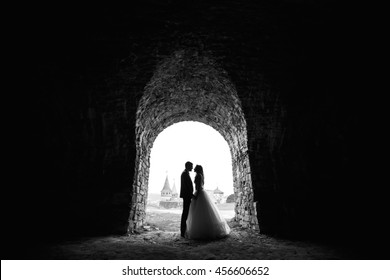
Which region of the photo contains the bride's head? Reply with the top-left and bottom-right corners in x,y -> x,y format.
194,165 -> 204,175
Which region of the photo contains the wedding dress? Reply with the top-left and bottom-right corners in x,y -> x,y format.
186,174 -> 230,240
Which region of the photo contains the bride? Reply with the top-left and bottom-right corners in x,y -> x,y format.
186,165 -> 231,240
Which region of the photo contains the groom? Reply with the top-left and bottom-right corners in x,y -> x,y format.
180,161 -> 194,238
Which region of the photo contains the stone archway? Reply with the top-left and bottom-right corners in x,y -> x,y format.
128,49 -> 257,232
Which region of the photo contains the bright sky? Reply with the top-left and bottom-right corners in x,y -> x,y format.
148,121 -> 234,196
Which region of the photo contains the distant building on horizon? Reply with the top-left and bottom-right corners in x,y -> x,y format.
159,176 -> 226,207
160,174 -> 172,197
205,187 -> 225,204
171,179 -> 178,198
213,187 -> 224,204
159,174 -> 182,208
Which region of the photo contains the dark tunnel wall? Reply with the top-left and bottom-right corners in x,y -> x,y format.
131,49 -> 255,231
8,0 -> 382,258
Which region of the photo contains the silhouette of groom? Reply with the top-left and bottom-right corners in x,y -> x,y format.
180,161 -> 194,237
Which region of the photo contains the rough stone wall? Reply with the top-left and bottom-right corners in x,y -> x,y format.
16,0 -> 367,250
130,49 -> 255,231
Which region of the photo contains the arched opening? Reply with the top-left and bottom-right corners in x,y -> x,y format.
146,121 -> 235,231
128,49 -> 257,233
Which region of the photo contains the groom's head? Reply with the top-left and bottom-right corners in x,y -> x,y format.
185,161 -> 193,171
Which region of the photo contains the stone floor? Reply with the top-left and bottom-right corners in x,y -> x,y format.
30,221 -> 357,260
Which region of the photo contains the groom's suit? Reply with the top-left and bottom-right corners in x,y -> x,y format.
180,169 -> 193,236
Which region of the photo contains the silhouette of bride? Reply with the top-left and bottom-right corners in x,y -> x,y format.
186,165 -> 231,240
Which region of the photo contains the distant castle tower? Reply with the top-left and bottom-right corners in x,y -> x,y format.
159,173 -> 183,209
171,179 -> 178,198
213,187 -> 224,204
214,187 -> 224,195
160,173 -> 172,197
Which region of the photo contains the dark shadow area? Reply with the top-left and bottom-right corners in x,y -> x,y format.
6,0 -> 386,260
